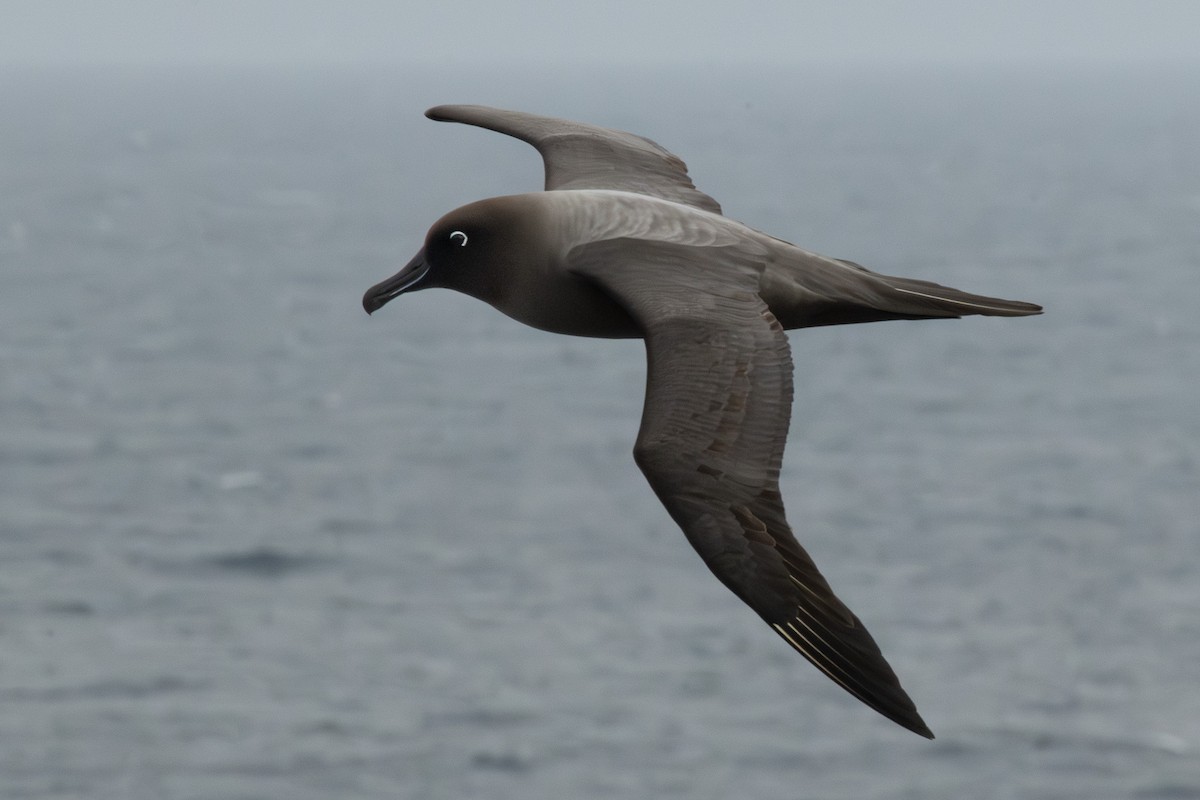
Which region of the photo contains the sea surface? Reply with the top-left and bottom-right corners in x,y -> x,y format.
2,61 -> 1198,799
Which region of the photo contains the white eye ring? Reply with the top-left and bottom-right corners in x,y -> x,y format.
449,230 -> 468,247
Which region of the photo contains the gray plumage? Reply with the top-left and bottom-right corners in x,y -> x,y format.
364,105 -> 1042,739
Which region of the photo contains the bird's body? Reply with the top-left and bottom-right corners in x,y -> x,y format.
419,188 -> 1037,338
364,105 -> 1042,739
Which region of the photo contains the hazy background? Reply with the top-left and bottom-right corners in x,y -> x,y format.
4,0 -> 1200,67
4,3 -> 1199,800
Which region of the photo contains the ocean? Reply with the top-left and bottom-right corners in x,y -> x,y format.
2,61 -> 1198,799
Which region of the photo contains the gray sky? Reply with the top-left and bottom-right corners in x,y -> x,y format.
4,0 -> 1199,66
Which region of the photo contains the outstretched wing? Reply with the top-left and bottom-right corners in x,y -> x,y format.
426,105 -> 723,215
569,237 -> 934,738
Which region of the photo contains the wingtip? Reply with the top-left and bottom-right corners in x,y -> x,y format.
878,696 -> 934,739
425,104 -> 493,123
908,717 -> 936,740
880,699 -> 935,739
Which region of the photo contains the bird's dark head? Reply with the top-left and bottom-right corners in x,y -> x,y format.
362,197 -> 525,315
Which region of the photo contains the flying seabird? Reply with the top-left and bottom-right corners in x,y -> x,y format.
363,105 -> 1042,739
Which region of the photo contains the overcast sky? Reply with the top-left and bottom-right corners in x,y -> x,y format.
4,0 -> 1199,67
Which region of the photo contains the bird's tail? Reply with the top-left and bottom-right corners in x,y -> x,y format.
871,270 -> 1044,318
766,253 -> 1042,329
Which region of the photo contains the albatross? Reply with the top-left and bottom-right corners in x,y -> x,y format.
363,105 -> 1041,739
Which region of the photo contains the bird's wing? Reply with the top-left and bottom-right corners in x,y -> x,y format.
426,105 -> 723,215
568,237 -> 934,738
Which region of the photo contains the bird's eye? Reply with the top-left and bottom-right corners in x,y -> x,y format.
449,230 -> 468,247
